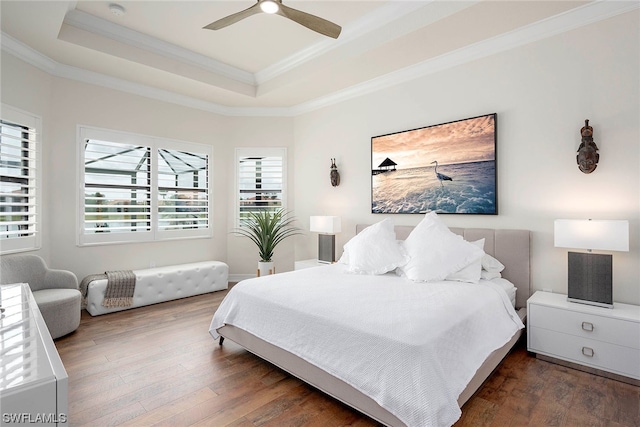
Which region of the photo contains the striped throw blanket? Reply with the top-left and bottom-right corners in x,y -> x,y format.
103,270 -> 136,308
80,270 -> 137,308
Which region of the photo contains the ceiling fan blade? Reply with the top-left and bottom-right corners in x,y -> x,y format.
203,2 -> 261,30
278,4 -> 341,39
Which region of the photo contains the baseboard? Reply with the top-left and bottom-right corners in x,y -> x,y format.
536,354 -> 639,387
228,274 -> 254,282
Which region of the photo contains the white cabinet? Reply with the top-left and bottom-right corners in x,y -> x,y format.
1,283 -> 68,425
527,291 -> 640,384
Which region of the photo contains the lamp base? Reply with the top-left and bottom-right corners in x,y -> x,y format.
567,252 -> 613,308
318,234 -> 335,264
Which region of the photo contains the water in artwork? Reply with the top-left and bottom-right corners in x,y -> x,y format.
372,160 -> 496,214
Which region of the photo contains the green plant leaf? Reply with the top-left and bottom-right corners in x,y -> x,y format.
232,208 -> 303,262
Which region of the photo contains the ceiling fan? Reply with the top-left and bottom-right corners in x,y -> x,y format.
203,0 -> 342,39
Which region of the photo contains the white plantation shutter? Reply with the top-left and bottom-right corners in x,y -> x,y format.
83,139 -> 152,235
236,148 -> 286,226
0,106 -> 41,254
157,148 -> 209,231
79,126 -> 212,246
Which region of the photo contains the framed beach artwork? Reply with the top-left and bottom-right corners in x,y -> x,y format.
371,113 -> 497,215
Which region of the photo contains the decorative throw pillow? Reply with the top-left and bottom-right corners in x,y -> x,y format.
342,218 -> 409,275
397,212 -> 484,282
482,253 -> 505,273
446,239 -> 485,284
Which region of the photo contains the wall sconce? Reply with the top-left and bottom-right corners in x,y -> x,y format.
576,119 -> 599,174
554,219 -> 629,308
310,216 -> 341,263
330,158 -> 340,187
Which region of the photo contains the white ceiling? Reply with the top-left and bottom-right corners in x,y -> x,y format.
1,1 -> 637,116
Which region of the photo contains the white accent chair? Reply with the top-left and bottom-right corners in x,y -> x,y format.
1,254 -> 81,339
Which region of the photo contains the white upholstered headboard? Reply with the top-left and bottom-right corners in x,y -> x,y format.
355,225 -> 532,309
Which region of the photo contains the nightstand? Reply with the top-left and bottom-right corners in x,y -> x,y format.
294,259 -> 327,270
527,291 -> 640,385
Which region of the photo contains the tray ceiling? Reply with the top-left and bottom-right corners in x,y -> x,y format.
1,1 -> 636,115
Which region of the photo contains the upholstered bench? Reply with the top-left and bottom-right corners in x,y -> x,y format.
84,261 -> 228,316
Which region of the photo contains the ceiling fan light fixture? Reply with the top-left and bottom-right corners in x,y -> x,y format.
260,0 -> 279,14
203,0 -> 341,39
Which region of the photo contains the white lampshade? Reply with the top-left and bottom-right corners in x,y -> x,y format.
554,219 -> 629,252
310,216 -> 341,234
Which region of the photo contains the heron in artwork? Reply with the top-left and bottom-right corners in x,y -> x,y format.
431,160 -> 452,186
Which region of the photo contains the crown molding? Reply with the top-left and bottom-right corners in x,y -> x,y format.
255,1 -> 433,85
290,0 -> 640,116
2,1 -> 638,118
60,3 -> 441,88
62,3 -> 433,89
53,61 -> 238,116
1,32 -> 57,73
63,9 -> 256,86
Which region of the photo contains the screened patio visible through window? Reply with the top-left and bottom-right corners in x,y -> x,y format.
79,126 -> 212,245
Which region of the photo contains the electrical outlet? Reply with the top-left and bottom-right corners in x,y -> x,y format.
542,288 -> 553,293
150,261 -> 156,268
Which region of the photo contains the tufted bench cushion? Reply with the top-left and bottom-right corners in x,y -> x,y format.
85,261 -> 229,316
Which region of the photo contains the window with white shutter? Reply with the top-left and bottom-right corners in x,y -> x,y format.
79,126 -> 212,246
0,105 -> 41,254
236,148 -> 286,227
157,148 -> 209,232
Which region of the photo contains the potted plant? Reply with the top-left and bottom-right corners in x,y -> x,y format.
233,208 -> 302,276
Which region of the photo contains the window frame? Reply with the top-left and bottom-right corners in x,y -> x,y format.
235,147 -> 287,229
0,105 -> 42,254
77,126 -> 213,246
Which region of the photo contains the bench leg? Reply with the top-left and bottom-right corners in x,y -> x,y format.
219,336 -> 224,346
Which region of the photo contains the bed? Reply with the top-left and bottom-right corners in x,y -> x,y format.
210,216 -> 531,427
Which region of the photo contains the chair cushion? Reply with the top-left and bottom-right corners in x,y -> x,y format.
0,255 -> 47,290
33,289 -> 81,339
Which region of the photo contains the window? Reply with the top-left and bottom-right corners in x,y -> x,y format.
0,105 -> 41,254
236,148 -> 286,227
79,126 -> 212,246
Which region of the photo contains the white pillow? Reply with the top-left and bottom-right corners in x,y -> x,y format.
482,253 -> 505,273
342,218 -> 409,275
446,238 -> 485,284
397,212 -> 485,282
481,270 -> 502,280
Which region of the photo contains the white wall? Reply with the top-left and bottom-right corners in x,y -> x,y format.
224,116 -> 297,276
293,11 -> 640,304
44,78 -> 233,280
1,54 -> 53,262
1,52 -> 296,280
2,10 -> 638,304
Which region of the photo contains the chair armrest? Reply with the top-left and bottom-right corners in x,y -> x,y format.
43,268 -> 79,290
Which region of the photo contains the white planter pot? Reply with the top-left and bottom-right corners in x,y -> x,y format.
257,261 -> 275,277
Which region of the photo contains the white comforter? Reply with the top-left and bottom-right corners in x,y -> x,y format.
209,264 -> 524,427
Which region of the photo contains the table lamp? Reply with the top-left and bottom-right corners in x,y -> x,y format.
310,216 -> 341,263
554,219 -> 629,308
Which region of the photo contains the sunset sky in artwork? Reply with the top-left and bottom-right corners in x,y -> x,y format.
372,114 -> 496,170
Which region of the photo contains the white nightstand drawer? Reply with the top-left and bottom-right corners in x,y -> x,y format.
529,303 -> 640,350
529,326 -> 640,380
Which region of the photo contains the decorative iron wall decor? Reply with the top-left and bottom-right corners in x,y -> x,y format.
371,113 -> 497,215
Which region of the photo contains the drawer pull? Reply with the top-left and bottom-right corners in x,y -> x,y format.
581,321 -> 594,332
582,347 -> 595,357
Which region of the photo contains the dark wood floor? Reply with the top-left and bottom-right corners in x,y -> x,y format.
55,286 -> 640,427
